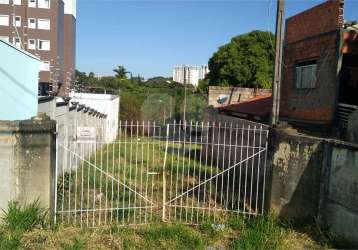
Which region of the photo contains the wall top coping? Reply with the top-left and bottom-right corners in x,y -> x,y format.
271,127 -> 358,151
208,86 -> 272,92
70,93 -> 120,101
0,115 -> 56,133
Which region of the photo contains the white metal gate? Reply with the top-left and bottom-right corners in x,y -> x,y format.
55,121 -> 269,227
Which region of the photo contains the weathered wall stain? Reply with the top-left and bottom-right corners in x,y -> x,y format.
268,127 -> 358,245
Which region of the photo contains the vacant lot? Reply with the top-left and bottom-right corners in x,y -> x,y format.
1,127 -> 349,249
57,123 -> 267,227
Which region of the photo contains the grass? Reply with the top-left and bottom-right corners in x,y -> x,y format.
56,133 -> 229,226
0,201 -> 48,250
0,200 -> 350,249
0,133 -> 351,249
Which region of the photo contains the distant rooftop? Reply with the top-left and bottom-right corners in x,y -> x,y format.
218,94 -> 272,121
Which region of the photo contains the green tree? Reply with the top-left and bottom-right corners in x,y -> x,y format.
113,66 -> 129,80
197,78 -> 209,95
87,72 -> 98,86
74,70 -> 88,91
75,70 -> 87,84
208,30 -> 274,89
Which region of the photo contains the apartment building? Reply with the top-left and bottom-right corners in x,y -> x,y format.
173,65 -> 209,87
0,0 -> 76,97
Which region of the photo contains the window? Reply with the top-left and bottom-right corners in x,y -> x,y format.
37,0 -> 49,8
38,39 -> 50,50
0,36 -> 9,42
13,37 -> 21,48
295,60 -> 317,89
28,0 -> 35,7
39,61 -> 50,71
28,38 -> 35,49
13,16 -> 21,27
28,18 -> 36,29
13,0 -> 21,5
0,0 -> 9,4
37,19 -> 50,30
0,15 -> 9,26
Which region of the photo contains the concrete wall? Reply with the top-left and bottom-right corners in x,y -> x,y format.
38,97 -> 110,174
0,40 -> 40,120
69,92 -> 120,142
267,127 -> 358,245
267,128 -> 324,219
208,86 -> 271,108
280,0 -> 343,124
324,141 -> 358,244
0,115 -> 56,213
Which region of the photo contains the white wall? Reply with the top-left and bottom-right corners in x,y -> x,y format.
63,0 -> 77,18
38,97 -> 109,174
69,92 -> 120,142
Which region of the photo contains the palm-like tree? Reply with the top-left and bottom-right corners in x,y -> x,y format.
113,66 -> 129,80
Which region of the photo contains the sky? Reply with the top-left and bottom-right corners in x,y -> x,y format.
76,0 -> 358,79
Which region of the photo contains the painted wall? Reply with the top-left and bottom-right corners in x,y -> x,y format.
38,97 -> 108,174
69,92 -> 120,142
0,41 -> 39,120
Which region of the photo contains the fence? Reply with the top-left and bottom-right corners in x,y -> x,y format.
55,120 -> 269,227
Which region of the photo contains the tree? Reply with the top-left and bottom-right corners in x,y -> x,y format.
197,78 -> 209,95
113,66 -> 129,80
74,70 -> 89,91
87,72 -> 98,86
208,30 -> 275,89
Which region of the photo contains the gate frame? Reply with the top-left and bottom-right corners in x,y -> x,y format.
53,120 -> 269,227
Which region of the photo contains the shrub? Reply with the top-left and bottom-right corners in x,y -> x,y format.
1,201 -> 48,233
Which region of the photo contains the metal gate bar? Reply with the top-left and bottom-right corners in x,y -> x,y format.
55,120 -> 269,227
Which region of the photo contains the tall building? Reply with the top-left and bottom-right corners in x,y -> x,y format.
173,65 -> 209,87
0,0 -> 76,97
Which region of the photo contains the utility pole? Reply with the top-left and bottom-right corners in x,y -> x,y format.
271,0 -> 285,126
183,66 -> 187,125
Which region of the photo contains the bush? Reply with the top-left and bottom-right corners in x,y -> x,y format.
0,201 -> 48,249
2,201 -> 48,233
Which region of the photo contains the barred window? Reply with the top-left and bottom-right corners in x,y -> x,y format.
295,60 -> 317,89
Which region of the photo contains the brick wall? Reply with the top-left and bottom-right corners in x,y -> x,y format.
342,30 -> 358,54
280,0 -> 344,124
286,0 -> 344,44
208,86 -> 272,108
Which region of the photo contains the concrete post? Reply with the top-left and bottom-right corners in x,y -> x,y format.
0,114 -> 56,214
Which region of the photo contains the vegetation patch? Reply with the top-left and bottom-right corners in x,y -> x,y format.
0,201 -> 345,250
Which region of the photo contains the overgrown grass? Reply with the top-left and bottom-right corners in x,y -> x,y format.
230,215 -> 287,249
9,135 -> 350,249
56,136 -> 224,225
0,201 -> 48,250
0,201 -> 349,250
